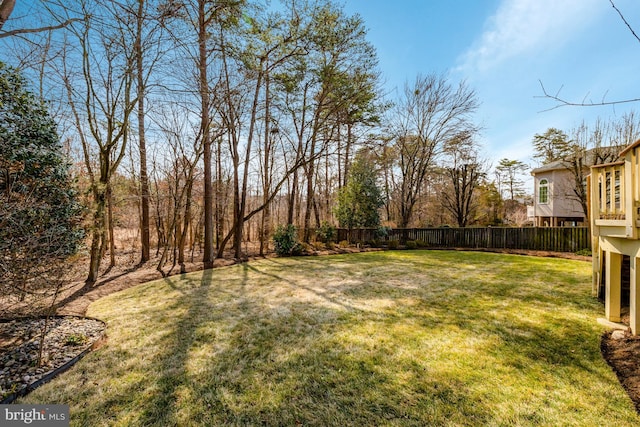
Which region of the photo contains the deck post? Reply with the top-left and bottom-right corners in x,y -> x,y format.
606,251 -> 622,323
631,257 -> 640,335
592,245 -> 601,297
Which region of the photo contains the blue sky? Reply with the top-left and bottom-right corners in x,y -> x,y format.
343,0 -> 640,170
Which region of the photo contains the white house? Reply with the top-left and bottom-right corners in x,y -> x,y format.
530,160 -> 587,227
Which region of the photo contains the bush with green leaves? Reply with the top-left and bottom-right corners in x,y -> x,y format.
375,226 -> 392,240
406,240 -> 418,249
316,221 -> 337,243
0,61 -> 84,308
272,224 -> 303,256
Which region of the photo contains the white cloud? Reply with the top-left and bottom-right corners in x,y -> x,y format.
457,0 -> 604,73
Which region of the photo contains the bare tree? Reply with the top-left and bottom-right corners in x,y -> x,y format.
440,132 -> 484,227
4,0 -> 394,268
160,0 -> 243,266
147,102 -> 204,274
113,0 -> 167,263
562,114 -> 640,219
63,3 -> 137,284
390,74 -> 479,228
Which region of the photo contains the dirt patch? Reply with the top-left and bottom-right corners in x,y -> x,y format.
55,256 -> 239,316
601,330 -> 640,412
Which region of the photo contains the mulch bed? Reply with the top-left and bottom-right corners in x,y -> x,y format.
601,330 -> 640,413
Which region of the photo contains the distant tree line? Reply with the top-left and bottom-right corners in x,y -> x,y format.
3,0 -> 638,287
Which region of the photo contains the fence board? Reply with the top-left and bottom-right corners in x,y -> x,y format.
333,227 -> 590,253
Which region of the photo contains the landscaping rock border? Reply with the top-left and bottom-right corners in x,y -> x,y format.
0,316 -> 106,403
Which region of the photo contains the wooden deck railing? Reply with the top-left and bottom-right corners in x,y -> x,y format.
591,161 -> 626,221
629,144 -> 640,226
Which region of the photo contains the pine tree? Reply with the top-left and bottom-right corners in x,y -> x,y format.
335,152 -> 384,229
532,128 -> 571,164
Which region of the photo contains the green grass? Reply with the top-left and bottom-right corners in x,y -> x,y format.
21,251 -> 639,426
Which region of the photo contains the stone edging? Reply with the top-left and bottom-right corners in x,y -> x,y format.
0,315 -> 106,404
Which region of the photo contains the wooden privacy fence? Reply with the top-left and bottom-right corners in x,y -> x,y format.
334,227 -> 591,252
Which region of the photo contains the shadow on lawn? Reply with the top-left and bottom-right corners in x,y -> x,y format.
49,254 -> 633,425
132,269 -> 215,425
98,264 -> 492,425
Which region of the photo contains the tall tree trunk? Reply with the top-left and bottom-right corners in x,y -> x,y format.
259,65 -> 271,256
344,122 -> 353,187
216,31 -> 238,260
107,183 -> 116,268
303,139 -> 316,242
230,137 -> 241,256
234,59 -> 264,259
152,178 -> 164,255
324,149 -> 330,221
287,169 -> 298,225
337,125 -> 342,191
312,197 -> 321,229
179,177 -> 193,273
87,186 -> 107,284
302,97 -> 323,242
199,0 -> 214,269
136,0 -> 150,263
215,136 -> 224,250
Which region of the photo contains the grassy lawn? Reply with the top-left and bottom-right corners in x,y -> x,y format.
22,251 -> 639,426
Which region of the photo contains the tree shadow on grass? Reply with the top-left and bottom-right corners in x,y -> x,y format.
139,270 -> 490,425
242,263 -> 364,313
41,269 -> 220,425
68,263 -> 489,425
24,254 -> 639,425
133,268 -> 218,426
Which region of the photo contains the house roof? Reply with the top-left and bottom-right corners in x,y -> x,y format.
531,160 -> 567,174
531,146 -> 621,175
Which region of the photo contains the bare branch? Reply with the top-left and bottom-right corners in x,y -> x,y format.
0,17 -> 81,39
610,0 -> 640,44
538,3 -> 640,111
537,80 -> 640,112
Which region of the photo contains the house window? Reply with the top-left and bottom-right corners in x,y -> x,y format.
539,179 -> 549,204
